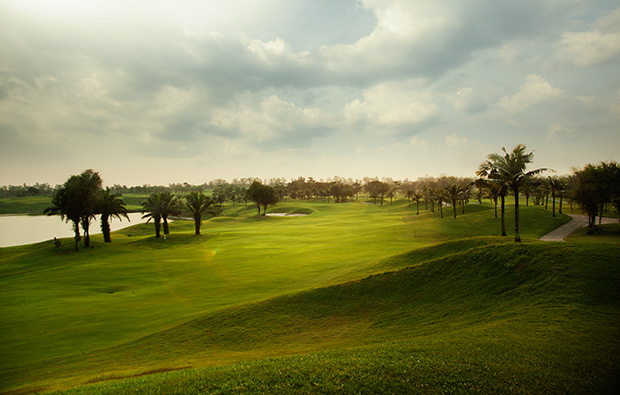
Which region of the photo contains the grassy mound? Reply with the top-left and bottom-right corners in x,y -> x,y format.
9,241 -> 619,394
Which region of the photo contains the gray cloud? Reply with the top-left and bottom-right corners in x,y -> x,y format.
1,0 -> 619,185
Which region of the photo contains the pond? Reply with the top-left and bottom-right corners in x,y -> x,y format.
0,212 -> 148,248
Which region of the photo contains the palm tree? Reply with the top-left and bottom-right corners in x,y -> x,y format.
479,145 -> 547,242
445,184 -> 461,219
412,189 -> 424,215
99,188 -> 129,242
185,192 -> 213,235
142,193 -> 163,238
45,180 -> 82,251
159,192 -> 182,235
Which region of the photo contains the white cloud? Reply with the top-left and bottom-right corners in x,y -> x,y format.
557,7 -> 620,68
547,123 -> 576,141
453,87 -> 487,114
343,82 -> 439,135
409,135 -> 429,151
496,74 -> 566,114
209,95 -> 333,145
445,133 -> 469,147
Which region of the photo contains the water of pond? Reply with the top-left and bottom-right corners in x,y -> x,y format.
0,212 -> 147,248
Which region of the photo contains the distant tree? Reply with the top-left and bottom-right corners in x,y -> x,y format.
547,176 -> 564,217
478,145 -> 547,242
445,184 -> 469,218
185,192 -> 213,235
247,181 -> 280,215
142,193 -> 164,238
434,189 -> 446,219
364,180 -> 390,205
98,188 -> 129,242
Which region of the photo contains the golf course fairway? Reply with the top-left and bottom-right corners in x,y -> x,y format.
1,200 -> 619,394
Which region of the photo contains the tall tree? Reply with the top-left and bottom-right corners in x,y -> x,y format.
45,176 -> 83,251
44,169 -> 102,251
142,193 -> 164,238
445,184 -> 469,218
364,180 -> 390,205
478,145 -> 546,242
571,161 -> 620,229
99,188 -> 129,242
547,176 -> 564,217
78,169 -> 103,248
159,191 -> 181,235
185,192 -> 213,235
247,181 -> 280,215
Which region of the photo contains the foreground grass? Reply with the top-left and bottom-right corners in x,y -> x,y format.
1,200 -> 594,393
47,241 -> 620,394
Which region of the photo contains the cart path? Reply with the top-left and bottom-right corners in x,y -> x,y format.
539,214 -> 617,242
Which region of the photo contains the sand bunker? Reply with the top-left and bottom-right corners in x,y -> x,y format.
265,213 -> 308,217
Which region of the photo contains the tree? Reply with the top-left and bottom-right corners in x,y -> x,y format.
78,169 -> 103,248
185,192 -> 213,235
45,176 -> 84,251
445,184 -> 469,219
44,169 -> 102,251
571,161 -> 620,229
478,145 -> 546,242
99,188 -> 129,242
364,180 -> 390,205
247,181 -> 279,215
159,191 -> 181,235
547,176 -> 564,217
142,193 -> 164,238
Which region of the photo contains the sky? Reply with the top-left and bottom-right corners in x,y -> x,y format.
1,0 -> 619,187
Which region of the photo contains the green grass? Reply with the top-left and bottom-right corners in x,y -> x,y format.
2,199 -> 617,394
0,196 -> 52,215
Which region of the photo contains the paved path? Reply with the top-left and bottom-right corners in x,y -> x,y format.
539,214 -> 617,242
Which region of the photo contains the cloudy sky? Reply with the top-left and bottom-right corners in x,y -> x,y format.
1,0 -> 619,186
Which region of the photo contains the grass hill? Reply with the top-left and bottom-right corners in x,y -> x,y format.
1,200 -> 618,393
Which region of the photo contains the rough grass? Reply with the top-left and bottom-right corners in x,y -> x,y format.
3,199 -> 611,394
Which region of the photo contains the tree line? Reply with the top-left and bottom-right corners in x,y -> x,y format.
43,148 -> 619,249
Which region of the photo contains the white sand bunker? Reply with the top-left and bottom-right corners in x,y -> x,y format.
265,213 -> 308,217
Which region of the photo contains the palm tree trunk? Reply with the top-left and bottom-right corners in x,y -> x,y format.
194,213 -> 201,235
416,200 -> 419,215
72,219 -> 80,251
559,196 -> 563,214
501,194 -> 506,236
452,199 -> 457,218
552,191 -> 556,217
162,215 -> 170,235
514,187 -> 521,242
101,214 -> 111,242
155,217 -> 161,238
82,218 -> 90,248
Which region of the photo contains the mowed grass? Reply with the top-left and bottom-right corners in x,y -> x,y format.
0,196 -> 52,215
2,199 -> 607,394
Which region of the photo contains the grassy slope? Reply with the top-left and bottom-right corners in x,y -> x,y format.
0,199 -> 594,393
52,241 -> 620,394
